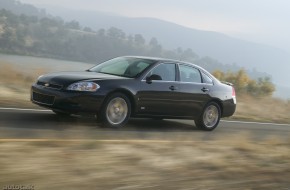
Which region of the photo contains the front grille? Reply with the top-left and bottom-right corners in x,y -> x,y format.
37,81 -> 63,90
32,92 -> 55,105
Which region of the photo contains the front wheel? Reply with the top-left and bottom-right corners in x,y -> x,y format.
195,102 -> 221,131
100,93 -> 131,128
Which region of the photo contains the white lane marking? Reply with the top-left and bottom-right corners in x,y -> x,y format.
0,107 -> 51,112
0,107 -> 289,126
221,120 -> 290,126
0,139 -> 202,143
0,139 -> 283,145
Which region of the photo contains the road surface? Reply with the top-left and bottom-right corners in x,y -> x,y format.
0,108 -> 289,141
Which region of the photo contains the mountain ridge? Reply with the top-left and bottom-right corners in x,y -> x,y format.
1,0 -> 290,97
44,7 -> 290,84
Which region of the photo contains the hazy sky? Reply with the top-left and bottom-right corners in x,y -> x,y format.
20,0 -> 290,52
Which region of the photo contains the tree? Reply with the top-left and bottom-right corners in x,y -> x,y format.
212,69 -> 275,97
181,48 -> 198,61
65,20 -> 80,30
235,69 -> 250,93
83,27 -> 93,32
149,37 -> 158,46
257,77 -> 275,96
246,80 -> 258,96
97,29 -> 105,37
148,37 -> 162,56
212,70 -> 225,81
134,34 -> 145,46
107,27 -> 126,40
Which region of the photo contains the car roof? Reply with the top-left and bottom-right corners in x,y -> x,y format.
123,55 -> 176,62
122,55 -> 211,74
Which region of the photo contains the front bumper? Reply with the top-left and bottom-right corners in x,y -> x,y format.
31,84 -> 105,114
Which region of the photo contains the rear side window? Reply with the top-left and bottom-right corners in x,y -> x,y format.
179,65 -> 202,83
202,72 -> 213,84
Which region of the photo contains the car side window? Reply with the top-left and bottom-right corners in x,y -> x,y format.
202,72 -> 213,84
147,63 -> 176,81
179,65 -> 202,83
124,61 -> 151,77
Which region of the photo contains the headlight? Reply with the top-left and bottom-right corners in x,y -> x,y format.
67,82 -> 100,92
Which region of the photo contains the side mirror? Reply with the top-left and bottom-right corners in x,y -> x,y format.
146,74 -> 162,83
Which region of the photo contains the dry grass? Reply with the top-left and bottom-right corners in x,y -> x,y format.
0,61 -> 45,108
0,134 -> 289,189
233,94 -> 290,123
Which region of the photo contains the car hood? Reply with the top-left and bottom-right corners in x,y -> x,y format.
38,71 -> 127,86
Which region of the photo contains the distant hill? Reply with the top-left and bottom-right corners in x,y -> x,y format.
2,0 -> 290,98
0,0 -> 47,17
44,8 -> 290,86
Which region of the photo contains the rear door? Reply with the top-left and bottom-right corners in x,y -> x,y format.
177,64 -> 213,117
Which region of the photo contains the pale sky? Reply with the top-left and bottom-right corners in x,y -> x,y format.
20,0 -> 290,52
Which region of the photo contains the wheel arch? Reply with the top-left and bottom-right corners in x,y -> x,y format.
104,88 -> 136,116
195,99 -> 222,131
209,98 -> 223,116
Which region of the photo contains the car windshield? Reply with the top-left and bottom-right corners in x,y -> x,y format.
88,57 -> 157,78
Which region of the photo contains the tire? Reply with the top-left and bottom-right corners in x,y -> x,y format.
100,93 -> 131,128
52,110 -> 71,117
195,102 -> 221,131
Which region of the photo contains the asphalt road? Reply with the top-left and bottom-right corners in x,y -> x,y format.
0,107 -> 289,141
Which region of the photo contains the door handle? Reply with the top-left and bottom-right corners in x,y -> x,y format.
169,86 -> 178,91
201,87 -> 209,92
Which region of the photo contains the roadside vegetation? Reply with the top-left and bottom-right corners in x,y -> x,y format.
211,69 -> 290,123
0,61 -> 39,108
233,94 -> 290,123
213,69 -> 275,97
0,134 -> 289,189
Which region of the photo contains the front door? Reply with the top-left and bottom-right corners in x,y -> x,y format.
137,63 -> 181,116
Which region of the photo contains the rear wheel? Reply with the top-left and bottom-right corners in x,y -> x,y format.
195,102 -> 221,131
100,93 -> 131,128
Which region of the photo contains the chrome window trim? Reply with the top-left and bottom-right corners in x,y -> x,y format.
178,63 -> 203,84
178,81 -> 214,86
200,71 -> 215,85
141,62 -> 177,82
